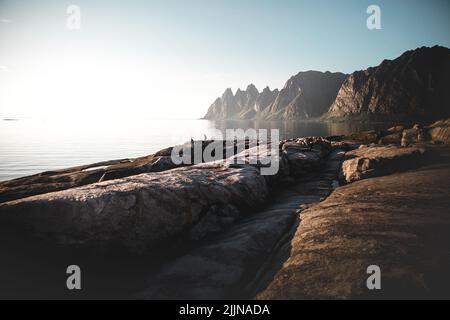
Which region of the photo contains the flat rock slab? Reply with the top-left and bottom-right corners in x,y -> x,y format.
341,145 -> 435,183
257,163 -> 450,299
0,164 -> 268,254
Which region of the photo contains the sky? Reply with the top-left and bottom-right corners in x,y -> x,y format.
0,0 -> 449,119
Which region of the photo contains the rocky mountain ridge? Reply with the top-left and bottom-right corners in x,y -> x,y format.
204,46 -> 450,121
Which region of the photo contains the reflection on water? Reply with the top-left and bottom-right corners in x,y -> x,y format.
0,118 -> 395,181
210,120 -> 394,140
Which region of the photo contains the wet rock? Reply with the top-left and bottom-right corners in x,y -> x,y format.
0,164 -> 268,255
341,145 -> 434,183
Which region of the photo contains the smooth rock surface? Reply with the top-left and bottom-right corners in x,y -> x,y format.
341,145 -> 434,183
0,164 -> 268,254
258,160 -> 450,300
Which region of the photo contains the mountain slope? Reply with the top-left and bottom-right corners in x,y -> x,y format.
261,71 -> 348,120
327,46 -> 450,121
203,85 -> 278,120
203,71 -> 347,120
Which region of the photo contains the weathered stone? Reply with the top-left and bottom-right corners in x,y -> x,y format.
387,125 -> 405,134
379,132 -> 402,145
401,127 -> 427,146
428,118 -> 450,143
0,152 -> 183,204
257,162 -> 450,300
341,146 -> 434,183
136,150 -> 344,300
0,164 -> 268,254
281,137 -> 331,177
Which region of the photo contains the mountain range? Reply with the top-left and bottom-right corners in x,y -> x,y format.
203,46 -> 450,122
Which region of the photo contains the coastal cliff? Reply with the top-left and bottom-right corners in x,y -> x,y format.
327,46 -> 450,121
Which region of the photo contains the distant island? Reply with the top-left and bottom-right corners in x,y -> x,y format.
203,46 -> 450,122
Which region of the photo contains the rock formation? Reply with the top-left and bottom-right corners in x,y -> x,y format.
261,71 -> 347,120
1,119 -> 450,299
340,145 -> 434,183
258,160 -> 450,300
327,46 -> 450,121
203,85 -> 279,120
204,46 -> 450,121
0,164 -> 269,254
203,71 -> 346,120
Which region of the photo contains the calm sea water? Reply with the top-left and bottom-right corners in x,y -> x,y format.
0,118 -> 392,182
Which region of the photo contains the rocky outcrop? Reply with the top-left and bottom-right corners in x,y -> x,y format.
136,148 -> 345,300
262,71 -> 347,120
341,145 -> 435,183
203,71 -> 346,120
258,160 -> 450,300
0,137 -> 336,256
327,46 -> 450,121
0,152 -> 181,204
0,164 -> 268,254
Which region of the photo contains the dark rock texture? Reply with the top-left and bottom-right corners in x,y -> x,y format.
258,159 -> 450,300
327,46 -> 450,121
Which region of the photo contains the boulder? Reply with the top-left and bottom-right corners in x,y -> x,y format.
428,118 -> 450,143
281,137 -> 331,176
401,126 -> 427,146
341,145 -> 434,183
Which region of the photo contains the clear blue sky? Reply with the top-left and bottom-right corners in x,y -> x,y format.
0,0 -> 449,118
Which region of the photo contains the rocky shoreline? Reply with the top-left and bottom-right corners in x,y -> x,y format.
0,118 -> 449,299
